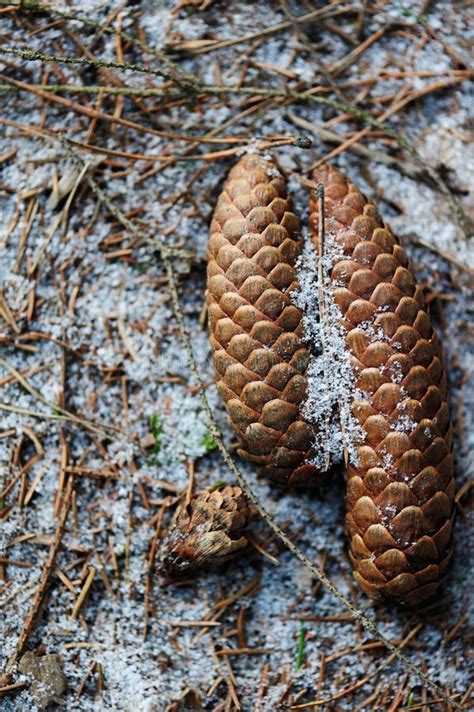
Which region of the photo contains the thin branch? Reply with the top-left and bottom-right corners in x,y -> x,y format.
0,45 -> 190,84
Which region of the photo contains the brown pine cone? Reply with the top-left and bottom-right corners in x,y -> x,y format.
310,165 -> 455,606
207,153 -> 324,487
159,485 -> 252,576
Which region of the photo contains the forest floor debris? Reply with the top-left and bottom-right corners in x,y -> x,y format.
0,1 -> 472,709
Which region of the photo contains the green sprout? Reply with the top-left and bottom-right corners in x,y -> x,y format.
21,0 -> 40,9
406,691 -> 416,706
201,432 -> 218,453
148,413 -> 164,462
295,624 -> 306,670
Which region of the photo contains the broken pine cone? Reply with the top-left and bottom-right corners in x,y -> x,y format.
310,165 -> 455,606
159,485 -> 253,576
207,153 -> 325,487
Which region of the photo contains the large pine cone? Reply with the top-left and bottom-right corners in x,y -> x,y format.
310,165 -> 455,605
207,154 -> 324,487
159,485 -> 252,576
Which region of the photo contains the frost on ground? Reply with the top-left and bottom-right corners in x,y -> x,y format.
293,234 -> 365,470
0,1 -> 472,710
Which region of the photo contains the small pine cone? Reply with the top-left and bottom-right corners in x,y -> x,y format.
159,485 -> 252,576
310,165 -> 455,606
207,154 -> 324,487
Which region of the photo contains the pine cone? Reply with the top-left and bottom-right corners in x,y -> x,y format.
310,165 -> 455,605
207,154 -> 324,487
159,485 -> 252,576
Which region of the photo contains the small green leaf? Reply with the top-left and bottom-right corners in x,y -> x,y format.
150,413 -> 163,437
295,624 -> 306,670
406,691 -> 416,707
202,432 -> 218,453
148,413 -> 164,459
